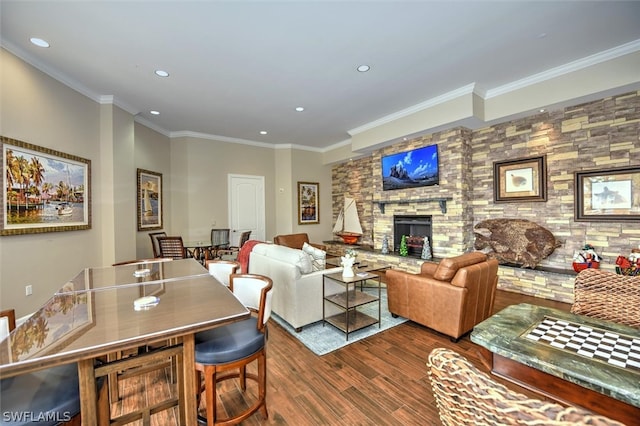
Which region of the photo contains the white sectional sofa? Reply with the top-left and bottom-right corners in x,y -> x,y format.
248,243 -> 344,331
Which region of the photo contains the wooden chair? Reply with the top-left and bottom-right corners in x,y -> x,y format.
571,268 -> 640,328
205,259 -> 240,286
208,228 -> 230,259
194,274 -> 273,425
149,231 -> 167,258
427,347 -> 624,426
0,309 -> 108,425
217,231 -> 252,261
157,236 -> 189,259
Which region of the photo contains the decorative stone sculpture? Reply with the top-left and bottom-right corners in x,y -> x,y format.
473,218 -> 561,268
381,235 -> 389,254
421,236 -> 432,260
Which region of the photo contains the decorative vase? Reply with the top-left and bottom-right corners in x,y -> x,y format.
342,265 -> 355,278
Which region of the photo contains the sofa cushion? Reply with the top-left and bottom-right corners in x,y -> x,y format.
253,243 -> 312,274
302,242 -> 326,271
433,252 -> 487,281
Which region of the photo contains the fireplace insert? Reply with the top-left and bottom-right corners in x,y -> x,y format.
393,215 -> 432,257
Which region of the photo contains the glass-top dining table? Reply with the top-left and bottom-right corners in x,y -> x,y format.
0,258 -> 249,425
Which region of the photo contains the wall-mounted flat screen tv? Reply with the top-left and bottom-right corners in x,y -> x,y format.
381,144 -> 439,191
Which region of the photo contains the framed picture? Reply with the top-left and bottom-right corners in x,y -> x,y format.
1,136 -> 91,236
493,155 -> 546,203
298,181 -> 319,224
575,166 -> 640,221
137,169 -> 163,230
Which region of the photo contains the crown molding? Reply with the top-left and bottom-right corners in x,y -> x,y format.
348,83 -> 478,137
486,39 -> 640,98
1,40 -> 103,104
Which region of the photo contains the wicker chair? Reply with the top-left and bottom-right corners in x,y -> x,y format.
427,347 -> 624,426
157,236 -> 189,259
571,268 -> 640,328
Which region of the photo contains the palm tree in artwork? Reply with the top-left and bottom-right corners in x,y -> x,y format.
5,149 -> 15,193
56,180 -> 70,202
15,155 -> 30,207
41,182 -> 53,203
30,157 -> 45,198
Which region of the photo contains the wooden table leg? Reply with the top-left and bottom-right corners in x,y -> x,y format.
181,334 -> 197,426
77,358 -> 103,426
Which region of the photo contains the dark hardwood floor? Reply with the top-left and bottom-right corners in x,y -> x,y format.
111,290 -> 570,425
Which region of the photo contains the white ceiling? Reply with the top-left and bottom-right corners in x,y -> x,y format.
2,1 -> 640,150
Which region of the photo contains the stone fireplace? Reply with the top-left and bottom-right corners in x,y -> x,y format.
393,215 -> 432,257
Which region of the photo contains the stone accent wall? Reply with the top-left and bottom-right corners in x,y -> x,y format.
331,90 -> 640,302
332,128 -> 473,262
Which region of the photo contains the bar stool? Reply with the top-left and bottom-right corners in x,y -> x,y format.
205,259 -> 240,286
194,274 -> 273,425
0,309 -> 107,425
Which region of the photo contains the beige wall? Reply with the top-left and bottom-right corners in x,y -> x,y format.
1,49 -> 103,316
168,136 -> 278,244
290,149 -> 334,244
0,49 -> 329,317
134,123 -> 171,259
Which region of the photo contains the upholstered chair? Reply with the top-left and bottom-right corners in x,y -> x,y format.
205,259 -> 240,286
386,252 -> 499,341
273,233 -> 326,251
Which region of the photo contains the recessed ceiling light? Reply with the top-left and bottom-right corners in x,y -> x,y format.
357,64 -> 370,72
295,107 -> 305,112
155,70 -> 170,77
30,37 -> 50,48
150,110 -> 160,115
260,131 -> 267,135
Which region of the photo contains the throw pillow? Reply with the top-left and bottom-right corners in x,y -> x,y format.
303,242 -> 326,271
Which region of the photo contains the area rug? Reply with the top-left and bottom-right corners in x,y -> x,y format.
271,288 -> 407,356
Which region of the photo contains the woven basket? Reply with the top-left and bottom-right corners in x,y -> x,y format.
427,348 -> 624,425
572,269 -> 640,329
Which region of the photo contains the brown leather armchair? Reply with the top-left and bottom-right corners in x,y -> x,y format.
273,233 -> 326,251
386,252 -> 499,341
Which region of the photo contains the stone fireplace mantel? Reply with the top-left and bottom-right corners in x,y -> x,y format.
376,197 -> 453,214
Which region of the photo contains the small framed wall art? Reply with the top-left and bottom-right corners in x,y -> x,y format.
1,136 -> 91,235
137,168 -> 163,230
575,166 -> 640,221
298,181 -> 319,224
493,155 -> 547,203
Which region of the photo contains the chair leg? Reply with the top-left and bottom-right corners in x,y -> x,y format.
258,351 -> 268,419
204,365 -> 217,426
239,365 -> 246,391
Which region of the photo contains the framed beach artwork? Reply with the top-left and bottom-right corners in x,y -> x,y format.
137,168 -> 163,230
1,136 -> 91,236
575,166 -> 640,221
298,181 -> 319,224
493,155 -> 546,203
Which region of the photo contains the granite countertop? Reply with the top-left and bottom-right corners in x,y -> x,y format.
471,303 -> 640,408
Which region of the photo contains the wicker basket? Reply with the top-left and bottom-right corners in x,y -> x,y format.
572,269 -> 640,329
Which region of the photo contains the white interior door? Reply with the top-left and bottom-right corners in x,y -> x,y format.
228,174 -> 265,245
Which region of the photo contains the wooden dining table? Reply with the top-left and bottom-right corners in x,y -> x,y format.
0,259 -> 250,425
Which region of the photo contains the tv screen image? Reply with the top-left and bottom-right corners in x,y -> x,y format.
381,144 -> 439,191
